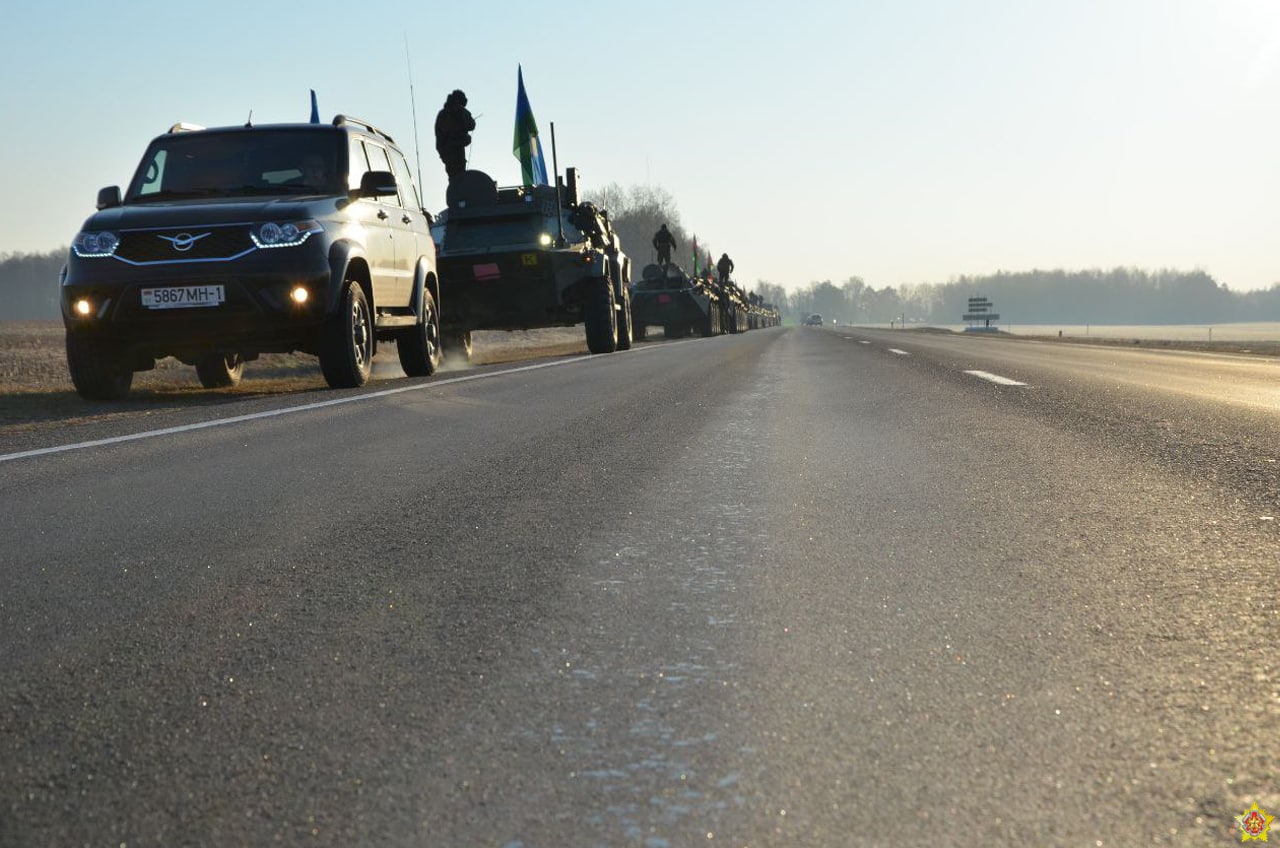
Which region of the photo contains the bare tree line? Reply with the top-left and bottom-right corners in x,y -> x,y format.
586,182 -> 1280,325
6,201 -> 1279,327
0,248 -> 65,320
785,269 -> 1280,326
586,183 -> 785,308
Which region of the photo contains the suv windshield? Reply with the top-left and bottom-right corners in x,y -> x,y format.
126,128 -> 346,202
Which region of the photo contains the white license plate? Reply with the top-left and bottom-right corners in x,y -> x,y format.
141,285 -> 225,309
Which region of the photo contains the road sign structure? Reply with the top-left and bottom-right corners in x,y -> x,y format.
964,297 -> 1000,332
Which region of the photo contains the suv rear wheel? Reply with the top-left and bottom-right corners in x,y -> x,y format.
66,331 -> 133,400
397,289 -> 442,377
195,353 -> 245,388
319,282 -> 373,388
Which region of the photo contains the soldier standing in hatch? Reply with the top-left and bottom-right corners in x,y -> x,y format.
716,252 -> 735,284
434,89 -> 476,181
652,224 -> 678,267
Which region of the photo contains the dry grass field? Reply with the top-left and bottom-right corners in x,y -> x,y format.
0,321 -> 587,434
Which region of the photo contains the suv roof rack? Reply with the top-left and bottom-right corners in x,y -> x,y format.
333,114 -> 395,144
167,122 -> 206,134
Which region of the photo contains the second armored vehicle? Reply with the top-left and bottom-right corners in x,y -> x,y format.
630,263 -> 723,339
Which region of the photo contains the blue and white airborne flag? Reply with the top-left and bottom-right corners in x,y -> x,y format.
512,66 -> 549,186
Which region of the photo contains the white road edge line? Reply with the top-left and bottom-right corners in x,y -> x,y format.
964,369 -> 1027,386
888,348 -> 910,356
1,349 -> 657,464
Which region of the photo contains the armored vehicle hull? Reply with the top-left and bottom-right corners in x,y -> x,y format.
710,278 -> 750,334
434,169 -> 631,356
630,263 -> 723,339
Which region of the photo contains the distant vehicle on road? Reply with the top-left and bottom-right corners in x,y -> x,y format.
803,314 -> 824,327
61,116 -> 442,400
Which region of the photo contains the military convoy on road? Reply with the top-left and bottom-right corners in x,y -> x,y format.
59,100 -> 781,400
630,262 -> 779,340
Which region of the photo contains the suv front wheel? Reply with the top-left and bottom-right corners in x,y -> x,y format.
320,282 -> 373,388
66,331 -> 134,400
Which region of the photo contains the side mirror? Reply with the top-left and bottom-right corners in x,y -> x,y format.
357,171 -> 397,199
96,186 -> 122,210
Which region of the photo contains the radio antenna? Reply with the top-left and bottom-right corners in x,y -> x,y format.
404,33 -> 425,208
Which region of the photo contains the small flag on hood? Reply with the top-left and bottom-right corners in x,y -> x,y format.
512,66 -> 549,186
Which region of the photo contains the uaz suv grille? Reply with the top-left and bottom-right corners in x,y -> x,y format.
114,225 -> 255,265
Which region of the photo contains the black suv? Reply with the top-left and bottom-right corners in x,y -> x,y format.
61,115 -> 442,399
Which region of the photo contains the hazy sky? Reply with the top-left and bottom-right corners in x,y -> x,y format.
2,0 -> 1278,292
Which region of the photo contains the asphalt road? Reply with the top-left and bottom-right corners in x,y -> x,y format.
2,327 -> 1278,846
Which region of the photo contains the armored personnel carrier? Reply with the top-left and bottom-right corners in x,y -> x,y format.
433,168 -> 632,356
744,291 -> 780,329
711,276 -> 751,334
630,263 -> 725,339
754,294 -> 782,328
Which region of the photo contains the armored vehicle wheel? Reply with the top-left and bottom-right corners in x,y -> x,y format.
584,277 -> 618,354
615,288 -> 633,351
195,353 -> 245,388
319,282 -> 373,388
444,330 -> 473,363
66,331 -> 133,400
397,289 -> 442,377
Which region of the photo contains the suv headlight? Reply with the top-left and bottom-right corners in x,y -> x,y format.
72,231 -> 120,258
251,219 -> 322,249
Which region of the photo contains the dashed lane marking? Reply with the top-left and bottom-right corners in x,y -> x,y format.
888,349 -> 910,356
964,370 -> 1027,386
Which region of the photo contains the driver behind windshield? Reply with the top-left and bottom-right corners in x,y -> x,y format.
290,152 -> 330,189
